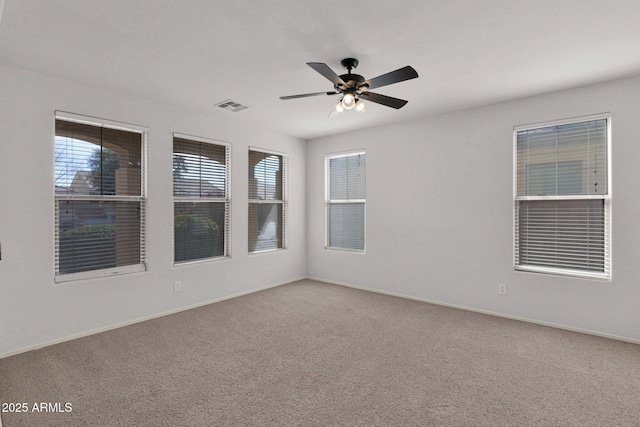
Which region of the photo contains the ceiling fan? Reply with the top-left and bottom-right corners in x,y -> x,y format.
279,58 -> 418,115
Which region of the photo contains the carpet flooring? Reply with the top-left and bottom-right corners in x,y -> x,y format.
1,279 -> 639,426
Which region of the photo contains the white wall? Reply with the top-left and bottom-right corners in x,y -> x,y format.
3,63 -> 639,357
0,64 -> 307,356
307,74 -> 640,342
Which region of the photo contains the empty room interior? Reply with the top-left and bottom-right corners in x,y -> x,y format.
1,1 -> 640,425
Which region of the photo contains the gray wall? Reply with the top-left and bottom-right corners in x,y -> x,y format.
307,75 -> 640,342
0,64 -> 307,356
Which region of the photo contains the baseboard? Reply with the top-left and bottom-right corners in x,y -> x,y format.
0,277 -> 306,360
5,275 -> 636,360
307,276 -> 640,346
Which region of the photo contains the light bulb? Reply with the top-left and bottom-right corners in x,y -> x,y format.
335,102 -> 344,113
342,93 -> 356,110
355,100 -> 366,112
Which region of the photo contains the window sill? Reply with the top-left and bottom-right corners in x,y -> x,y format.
173,256 -> 231,268
249,248 -> 287,256
55,264 -> 147,284
325,246 -> 366,254
515,265 -> 610,281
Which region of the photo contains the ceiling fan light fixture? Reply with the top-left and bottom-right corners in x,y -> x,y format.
355,100 -> 366,112
334,101 -> 344,113
341,93 -> 356,110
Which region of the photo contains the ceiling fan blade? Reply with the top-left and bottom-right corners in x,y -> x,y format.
359,91 -> 408,109
360,66 -> 418,90
280,91 -> 338,100
307,62 -> 347,87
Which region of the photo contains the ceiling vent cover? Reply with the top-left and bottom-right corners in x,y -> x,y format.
215,99 -> 248,112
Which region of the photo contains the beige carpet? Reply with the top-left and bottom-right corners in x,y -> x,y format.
1,279 -> 639,426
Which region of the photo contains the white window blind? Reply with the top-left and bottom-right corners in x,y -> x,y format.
326,151 -> 366,251
514,117 -> 610,279
248,149 -> 286,252
54,114 -> 146,282
173,136 -> 229,263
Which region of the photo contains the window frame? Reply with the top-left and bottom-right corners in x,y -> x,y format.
54,111 -> 147,283
325,149 -> 366,252
173,133 -> 231,265
248,147 -> 287,253
513,114 -> 612,280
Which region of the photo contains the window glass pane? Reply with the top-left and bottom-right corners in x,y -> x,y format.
516,119 -> 607,196
248,203 -> 283,252
526,161 -> 582,195
56,200 -> 142,274
517,199 -> 605,273
174,202 -> 225,262
55,125 -> 101,195
249,151 -> 283,200
55,121 -> 142,196
329,154 -> 365,200
173,138 -> 227,198
327,203 -> 365,250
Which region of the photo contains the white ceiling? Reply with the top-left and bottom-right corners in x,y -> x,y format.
2,0 -> 640,140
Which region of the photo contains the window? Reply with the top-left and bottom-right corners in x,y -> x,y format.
248,149 -> 287,252
173,135 -> 230,263
326,151 -> 366,251
54,113 -> 146,282
514,116 -> 610,279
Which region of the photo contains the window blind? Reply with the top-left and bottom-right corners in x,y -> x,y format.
55,120 -> 142,196
56,200 -> 143,274
326,152 -> 366,251
516,120 -> 607,197
514,118 -> 609,278
55,116 -> 146,281
173,136 -> 229,262
248,150 -> 286,252
516,199 -> 607,273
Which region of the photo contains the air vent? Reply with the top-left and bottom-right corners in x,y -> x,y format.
215,99 -> 248,112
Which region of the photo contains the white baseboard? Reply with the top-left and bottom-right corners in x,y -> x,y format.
4,275 -> 636,360
0,277 -> 306,360
307,276 -> 640,345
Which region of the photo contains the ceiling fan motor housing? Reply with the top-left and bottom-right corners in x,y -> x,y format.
338,58 -> 366,91
337,73 -> 365,91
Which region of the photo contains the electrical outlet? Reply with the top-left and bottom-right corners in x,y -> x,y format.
174,281 -> 182,292
498,283 -> 507,296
